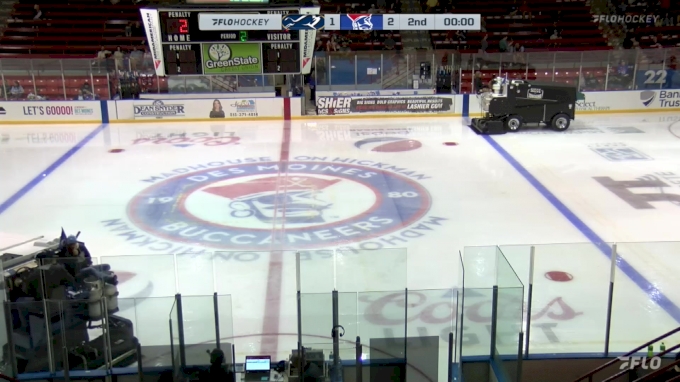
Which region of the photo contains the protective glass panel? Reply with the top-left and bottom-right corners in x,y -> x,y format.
170,298 -> 180,376
610,242 -> 680,353
31,59 -> 66,101
213,251 -> 278,360
215,294 -> 234,366
493,247 -> 523,382
0,260 -> 8,376
530,243 -> 607,354
182,295 -> 217,366
116,296 -> 175,367
101,255 -> 177,298
328,52 -> 356,86
61,59 -> 95,101
335,248 -> 407,293
176,253 -> 215,296
635,48 -> 668,90
10,300 -> 53,373
462,246 -> 497,357
454,253 -> 464,381
406,289 -> 456,382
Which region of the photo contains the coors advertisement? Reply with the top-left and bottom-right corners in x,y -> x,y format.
316,96 -> 454,116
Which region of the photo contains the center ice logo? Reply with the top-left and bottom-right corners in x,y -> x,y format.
124,161 -> 434,250
203,176 -> 339,225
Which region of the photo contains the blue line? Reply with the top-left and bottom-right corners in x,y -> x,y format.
483,135 -> 680,324
462,94 -> 470,118
0,124 -> 107,216
100,99 -> 109,124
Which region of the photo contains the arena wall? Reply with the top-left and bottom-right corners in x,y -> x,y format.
0,90 -> 677,124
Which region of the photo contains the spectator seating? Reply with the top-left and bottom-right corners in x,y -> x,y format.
1,0 -> 145,55
429,0 -> 609,52
617,0 -> 680,48
1,56 -> 168,100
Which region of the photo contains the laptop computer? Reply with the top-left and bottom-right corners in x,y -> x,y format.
244,355 -> 271,381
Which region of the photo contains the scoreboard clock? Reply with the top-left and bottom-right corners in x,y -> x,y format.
142,7 -> 309,76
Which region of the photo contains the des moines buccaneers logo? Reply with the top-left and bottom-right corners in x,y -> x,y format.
103,158 -> 445,252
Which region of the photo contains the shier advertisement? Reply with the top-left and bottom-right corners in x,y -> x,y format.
202,43 -> 262,74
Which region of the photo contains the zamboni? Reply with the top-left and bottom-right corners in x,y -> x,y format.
470,78 -> 578,134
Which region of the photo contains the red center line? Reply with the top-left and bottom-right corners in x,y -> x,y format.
261,99 -> 292,357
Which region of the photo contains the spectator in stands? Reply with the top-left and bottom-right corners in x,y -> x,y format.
130,47 -> 143,71
474,71 -> 484,93
26,90 -> 45,100
425,0 -> 438,13
499,36 -> 509,52
96,46 -> 112,72
325,35 -> 338,52
519,1 -> 532,20
113,46 -> 125,71
82,81 -> 93,95
550,29 -> 561,47
480,34 -> 489,54
32,4 -> 41,20
308,72 -> 316,103
131,21 -> 142,37
384,34 -> 396,50
9,81 -> 23,99
125,22 -> 132,37
73,89 -> 89,100
662,13 -> 674,26
649,35 -> 663,48
513,42 -> 525,64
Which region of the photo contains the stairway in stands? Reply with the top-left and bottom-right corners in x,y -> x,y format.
374,0 -> 433,89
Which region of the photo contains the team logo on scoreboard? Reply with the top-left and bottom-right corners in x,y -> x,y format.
282,15 -> 324,30
343,14 -> 381,30
121,160 -> 436,250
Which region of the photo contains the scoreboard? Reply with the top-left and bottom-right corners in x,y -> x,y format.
141,8 -> 480,76
142,7 -> 312,76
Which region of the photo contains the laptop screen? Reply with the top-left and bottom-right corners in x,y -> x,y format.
245,356 -> 271,372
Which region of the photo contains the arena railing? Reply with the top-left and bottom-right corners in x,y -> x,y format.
0,47 -> 678,101
4,242 -> 680,380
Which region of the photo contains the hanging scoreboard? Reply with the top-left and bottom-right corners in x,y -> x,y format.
141,7 -> 314,76
140,8 -> 480,76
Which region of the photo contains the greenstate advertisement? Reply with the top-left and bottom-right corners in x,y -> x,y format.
201,43 -> 262,74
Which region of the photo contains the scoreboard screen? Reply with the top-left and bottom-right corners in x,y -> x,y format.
159,11 -> 299,43
145,7 -> 304,76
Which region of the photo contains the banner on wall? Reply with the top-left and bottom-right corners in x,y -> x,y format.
0,101 -> 101,122
126,98 -> 274,120
634,69 -> 679,90
299,6 -> 321,75
316,96 -> 455,116
573,89 -> 680,113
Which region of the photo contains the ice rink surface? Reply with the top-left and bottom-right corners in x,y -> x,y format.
1,112 -> 680,366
